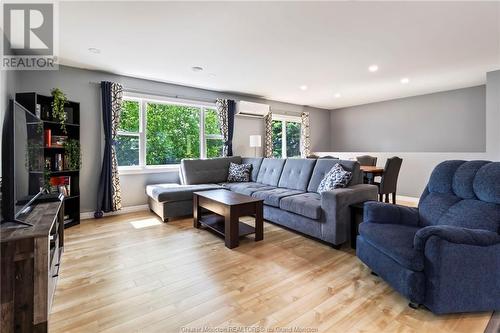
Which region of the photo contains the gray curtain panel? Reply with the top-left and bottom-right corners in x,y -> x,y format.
264,111 -> 273,157
301,112 -> 311,158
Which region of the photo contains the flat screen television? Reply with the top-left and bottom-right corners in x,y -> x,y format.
1,100 -> 44,226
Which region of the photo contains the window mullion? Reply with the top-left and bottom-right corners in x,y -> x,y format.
139,100 -> 146,167
282,121 -> 287,159
200,107 -> 206,159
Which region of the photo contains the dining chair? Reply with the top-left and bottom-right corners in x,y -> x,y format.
356,155 -> 377,166
375,157 -> 403,204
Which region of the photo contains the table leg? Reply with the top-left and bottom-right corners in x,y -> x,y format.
225,209 -> 239,249
193,194 -> 201,228
255,201 -> 263,242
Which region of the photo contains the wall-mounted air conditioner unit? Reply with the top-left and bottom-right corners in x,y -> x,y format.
235,101 -> 270,118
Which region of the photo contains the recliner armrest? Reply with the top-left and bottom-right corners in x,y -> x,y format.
414,225 -> 500,251
363,201 -> 420,226
321,184 -> 378,211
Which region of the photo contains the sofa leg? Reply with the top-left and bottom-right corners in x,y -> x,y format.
408,302 -> 420,309
370,271 -> 378,277
331,244 -> 341,250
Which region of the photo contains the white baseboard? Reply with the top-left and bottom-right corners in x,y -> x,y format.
80,204 -> 150,220
396,195 -> 419,204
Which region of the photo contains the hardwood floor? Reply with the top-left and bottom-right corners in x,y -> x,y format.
50,211 -> 492,333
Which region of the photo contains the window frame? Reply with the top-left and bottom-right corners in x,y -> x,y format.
117,92 -> 222,174
271,114 -> 302,159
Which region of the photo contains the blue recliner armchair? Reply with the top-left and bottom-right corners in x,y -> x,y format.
356,160 -> 500,314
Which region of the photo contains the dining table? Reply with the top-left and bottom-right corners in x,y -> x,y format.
360,165 -> 384,184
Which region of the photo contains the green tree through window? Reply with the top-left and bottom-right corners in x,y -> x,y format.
116,98 -> 223,167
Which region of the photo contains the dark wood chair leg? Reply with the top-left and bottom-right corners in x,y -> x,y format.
378,194 -> 383,202
384,194 -> 389,203
392,193 -> 397,204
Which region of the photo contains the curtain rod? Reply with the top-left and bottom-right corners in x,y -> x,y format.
88,81 -> 217,104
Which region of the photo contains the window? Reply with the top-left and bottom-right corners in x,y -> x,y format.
116,100 -> 140,166
116,94 -> 223,170
271,115 -> 302,158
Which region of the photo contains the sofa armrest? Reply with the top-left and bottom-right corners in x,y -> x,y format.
363,201 -> 420,226
319,184 -> 378,245
414,225 -> 500,251
320,184 -> 378,210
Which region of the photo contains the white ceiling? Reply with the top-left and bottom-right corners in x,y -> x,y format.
59,1 -> 500,109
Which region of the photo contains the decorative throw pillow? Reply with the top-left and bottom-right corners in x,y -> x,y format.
227,162 -> 252,182
317,163 -> 352,193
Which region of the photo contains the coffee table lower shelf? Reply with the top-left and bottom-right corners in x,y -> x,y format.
199,214 -> 255,237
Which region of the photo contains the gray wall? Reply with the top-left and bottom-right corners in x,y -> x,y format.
318,72 -> 500,198
15,66 -> 331,212
330,85 -> 486,152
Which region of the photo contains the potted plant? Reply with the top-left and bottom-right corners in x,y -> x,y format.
51,88 -> 68,133
63,139 -> 81,170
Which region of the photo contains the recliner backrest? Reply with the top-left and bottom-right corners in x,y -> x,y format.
256,158 -> 286,186
278,158 -> 316,191
418,160 -> 500,232
307,159 -> 362,192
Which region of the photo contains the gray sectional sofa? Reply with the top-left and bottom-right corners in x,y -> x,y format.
146,156 -> 378,247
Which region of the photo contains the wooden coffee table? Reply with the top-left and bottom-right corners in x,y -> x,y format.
193,189 -> 264,249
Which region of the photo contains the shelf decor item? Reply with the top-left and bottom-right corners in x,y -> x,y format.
44,129 -> 52,147
51,88 -> 68,133
63,139 -> 81,170
51,135 -> 68,147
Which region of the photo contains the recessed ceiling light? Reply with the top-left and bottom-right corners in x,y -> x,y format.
334,93 -> 342,98
400,77 -> 410,84
300,85 -> 308,91
88,47 -> 100,54
368,65 -> 379,72
192,66 -> 204,72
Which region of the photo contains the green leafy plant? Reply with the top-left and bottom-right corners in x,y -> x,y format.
63,139 -> 81,170
42,167 -> 51,193
51,88 -> 68,133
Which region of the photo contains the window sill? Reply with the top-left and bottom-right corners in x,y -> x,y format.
118,165 -> 179,175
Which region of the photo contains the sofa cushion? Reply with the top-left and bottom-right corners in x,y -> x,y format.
358,222 -> 424,271
224,182 -> 275,196
256,158 -> 286,186
227,162 -> 252,182
279,193 -> 322,220
308,159 -> 361,192
278,159 -> 316,191
146,183 -> 222,202
242,157 -> 264,182
317,163 -> 352,193
252,188 -> 304,207
181,156 -> 241,184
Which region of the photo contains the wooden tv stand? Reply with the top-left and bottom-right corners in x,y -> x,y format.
1,198 -> 64,332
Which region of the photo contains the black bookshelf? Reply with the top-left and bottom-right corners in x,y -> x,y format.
16,92 -> 81,228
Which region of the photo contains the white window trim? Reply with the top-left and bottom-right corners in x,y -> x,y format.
271,114 -> 302,159
116,93 -> 221,174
